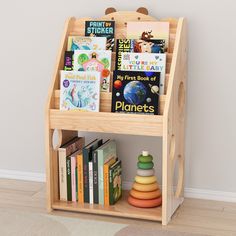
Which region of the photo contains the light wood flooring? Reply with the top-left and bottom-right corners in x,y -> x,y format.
0,178 -> 236,236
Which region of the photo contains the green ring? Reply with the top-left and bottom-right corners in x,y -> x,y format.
137,161 -> 154,170
138,154 -> 153,163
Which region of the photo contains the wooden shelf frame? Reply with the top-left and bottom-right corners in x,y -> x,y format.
45,8 -> 187,225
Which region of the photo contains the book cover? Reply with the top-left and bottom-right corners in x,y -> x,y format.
77,152 -> 84,203
127,21 -> 169,51
64,51 -> 74,71
66,156 -> 72,201
83,139 -> 103,203
73,50 -> 112,92
115,39 -> 165,70
58,137 -> 85,201
97,140 -> 117,205
120,52 -> 166,95
109,160 -> 122,205
104,157 -> 117,206
67,36 -> 106,51
60,71 -> 100,111
111,71 -> 160,115
85,21 -> 115,51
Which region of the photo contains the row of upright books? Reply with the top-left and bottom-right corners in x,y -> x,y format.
58,137 -> 122,206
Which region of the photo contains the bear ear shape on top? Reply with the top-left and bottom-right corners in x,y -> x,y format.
105,7 -> 117,15
136,7 -> 149,15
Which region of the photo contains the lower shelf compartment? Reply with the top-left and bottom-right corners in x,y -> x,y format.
52,191 -> 162,222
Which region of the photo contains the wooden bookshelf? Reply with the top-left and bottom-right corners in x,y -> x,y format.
45,7 -> 187,225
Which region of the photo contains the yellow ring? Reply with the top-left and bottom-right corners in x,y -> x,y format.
130,189 -> 161,200
135,175 -> 156,184
133,182 -> 159,192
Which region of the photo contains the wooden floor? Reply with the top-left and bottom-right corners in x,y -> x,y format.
0,178 -> 236,236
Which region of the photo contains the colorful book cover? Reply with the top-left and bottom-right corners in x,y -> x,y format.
97,140 -> 117,205
109,160 -> 122,205
67,36 -> 106,51
64,51 -> 74,71
127,21 -> 169,50
66,156 -> 72,201
111,71 -> 160,115
77,152 -> 84,203
115,39 -> 165,70
73,50 -> 112,92
85,21 -> 115,51
120,52 -> 166,95
60,71 -> 100,111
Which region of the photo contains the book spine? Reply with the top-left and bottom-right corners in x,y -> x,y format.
83,149 -> 89,203
93,151 -> 99,204
89,162 -> 94,204
98,150 -> 104,205
59,150 -> 67,201
109,168 -> 114,205
66,156 -> 72,201
71,156 -> 76,202
77,154 -> 84,203
104,164 -> 109,206
76,162 -> 78,201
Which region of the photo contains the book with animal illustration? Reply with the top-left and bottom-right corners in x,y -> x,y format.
115,39 -> 165,70
120,52 -> 166,95
67,36 -> 106,51
60,71 -> 100,111
85,21 -> 115,51
111,71 -> 161,115
127,21 -> 169,51
73,50 -> 112,92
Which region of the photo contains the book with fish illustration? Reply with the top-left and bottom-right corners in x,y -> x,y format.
67,36 -> 106,51
60,71 -> 100,111
73,50 -> 112,92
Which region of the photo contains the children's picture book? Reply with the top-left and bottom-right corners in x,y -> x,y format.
85,21 -> 115,51
60,71 -> 100,111
67,36 -> 106,51
115,39 -> 165,70
127,21 -> 169,51
111,71 -> 161,115
73,50 -> 112,92
120,52 -> 166,94
64,51 -> 74,71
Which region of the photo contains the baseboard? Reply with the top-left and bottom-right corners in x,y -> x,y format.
0,169 -> 236,203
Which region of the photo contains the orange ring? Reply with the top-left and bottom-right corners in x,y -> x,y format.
130,189 -> 161,200
128,195 -> 162,208
132,182 -> 159,192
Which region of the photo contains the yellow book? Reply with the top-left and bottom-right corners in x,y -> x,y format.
77,152 -> 84,203
104,157 -> 116,206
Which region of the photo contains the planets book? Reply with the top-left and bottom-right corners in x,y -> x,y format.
111,71 -> 161,115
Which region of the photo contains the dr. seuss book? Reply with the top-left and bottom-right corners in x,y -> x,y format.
85,21 -> 115,51
111,71 -> 161,115
127,21 -> 169,50
67,36 -> 106,51
115,39 -> 165,70
60,71 -> 100,111
73,50 -> 112,92
120,52 -> 166,95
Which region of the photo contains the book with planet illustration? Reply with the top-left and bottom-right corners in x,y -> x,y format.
111,71 -> 161,115
60,71 -> 100,111
67,36 -> 106,51
73,50 -> 112,92
85,21 -> 115,51
115,39 -> 165,70
126,21 -> 169,51
120,52 -> 166,95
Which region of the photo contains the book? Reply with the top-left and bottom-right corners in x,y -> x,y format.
73,50 -> 112,92
67,36 -> 106,51
60,71 -> 100,111
119,52 -> 166,95
85,21 -> 115,51
115,39 -> 165,70
77,151 -> 84,203
111,71 -> 161,115
104,157 -> 117,206
66,156 -> 72,201
97,140 -> 117,205
127,21 -> 169,51
109,159 -> 122,205
64,51 -> 74,71
83,139 -> 103,203
58,137 -> 85,201
89,161 -> 93,204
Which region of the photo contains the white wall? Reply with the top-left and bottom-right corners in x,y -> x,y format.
0,0 -> 235,194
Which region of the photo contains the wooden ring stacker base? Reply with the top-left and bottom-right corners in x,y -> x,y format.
128,195 -> 162,208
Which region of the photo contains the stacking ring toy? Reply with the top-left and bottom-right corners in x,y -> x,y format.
132,182 -> 159,192
138,154 -> 153,163
130,189 -> 161,200
128,195 -> 162,208
137,168 -> 155,177
135,175 -> 156,184
137,162 -> 154,170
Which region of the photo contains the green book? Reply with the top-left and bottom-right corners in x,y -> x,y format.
66,156 -> 72,201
